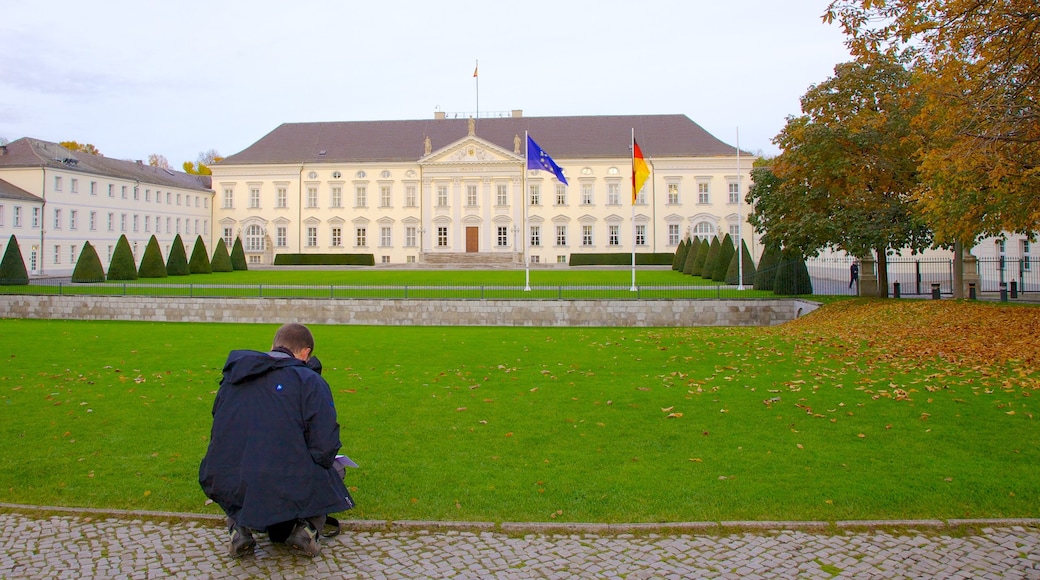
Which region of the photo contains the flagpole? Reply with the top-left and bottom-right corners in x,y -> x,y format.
524,130 -> 531,291
630,128 -> 637,292
736,127 -> 744,291
474,59 -> 479,122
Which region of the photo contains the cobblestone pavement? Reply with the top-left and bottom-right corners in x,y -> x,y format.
1,512 -> 1039,579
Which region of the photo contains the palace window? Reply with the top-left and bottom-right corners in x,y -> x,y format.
356,227 -> 367,247
380,226 -> 391,247
437,186 -> 448,207
497,226 -> 509,247
306,226 -> 317,247
466,185 -> 478,206
331,227 -> 342,247
635,225 -> 647,246
668,224 -> 680,245
405,226 -> 417,247
331,187 -> 342,208
555,225 -> 567,246
668,183 -> 680,204
609,225 -> 620,246
698,182 -> 710,204
530,225 -> 541,247
405,185 -> 417,207
582,225 -> 593,246
607,183 -> 620,205
581,183 -> 593,205
307,187 -> 318,208
555,184 -> 567,206
276,227 -> 287,248
497,184 -> 509,206
246,225 -> 264,252
277,187 -> 288,208
437,227 -> 448,247
528,184 -> 540,205
728,182 -> 740,204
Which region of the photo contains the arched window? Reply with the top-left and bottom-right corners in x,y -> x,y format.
245,224 -> 264,252
692,221 -> 715,241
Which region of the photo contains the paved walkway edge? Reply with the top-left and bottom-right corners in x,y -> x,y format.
2,502 -> 1038,534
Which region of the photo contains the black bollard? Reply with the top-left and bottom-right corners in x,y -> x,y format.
931,283 -> 941,300
968,283 -> 976,300
1000,282 -> 1008,302
1011,280 -> 1018,299
893,282 -> 901,299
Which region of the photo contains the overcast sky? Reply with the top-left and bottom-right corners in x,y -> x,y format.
0,0 -> 850,167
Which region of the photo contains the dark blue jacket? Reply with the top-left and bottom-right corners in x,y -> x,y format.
199,349 -> 353,529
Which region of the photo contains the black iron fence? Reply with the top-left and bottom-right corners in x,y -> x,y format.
977,258 -> 1040,293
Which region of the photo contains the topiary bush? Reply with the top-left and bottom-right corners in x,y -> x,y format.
71,241 -> 106,282
107,235 -> 138,280
725,239 -> 757,285
137,236 -> 167,278
189,236 -> 212,274
773,251 -> 813,295
754,245 -> 781,291
671,239 -> 688,271
682,238 -> 700,275
210,238 -> 233,272
166,234 -> 189,276
0,235 -> 30,285
690,238 -> 710,276
712,234 -> 736,282
230,238 -> 248,271
700,237 -> 721,279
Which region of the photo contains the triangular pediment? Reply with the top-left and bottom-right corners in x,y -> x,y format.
420,135 -> 522,165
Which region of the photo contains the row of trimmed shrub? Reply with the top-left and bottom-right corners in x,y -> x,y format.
671,236 -> 812,295
273,253 -> 375,266
569,253 -> 675,266
0,234 -> 248,285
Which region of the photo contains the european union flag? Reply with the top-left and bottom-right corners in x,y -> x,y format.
526,135 -> 568,185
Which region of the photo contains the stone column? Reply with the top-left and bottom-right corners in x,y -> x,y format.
962,250 -> 981,299
858,256 -> 878,297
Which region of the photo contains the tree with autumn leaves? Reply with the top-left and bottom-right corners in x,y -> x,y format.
748,51 -> 931,296
751,1 -> 1037,297
824,0 -> 1039,247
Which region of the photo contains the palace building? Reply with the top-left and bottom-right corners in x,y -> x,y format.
0,138 -> 214,277
211,112 -> 758,266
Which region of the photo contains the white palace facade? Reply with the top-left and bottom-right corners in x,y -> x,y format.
0,138 -> 214,277
211,112 -> 758,266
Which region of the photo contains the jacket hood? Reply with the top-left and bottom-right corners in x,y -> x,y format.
221,349 -> 305,386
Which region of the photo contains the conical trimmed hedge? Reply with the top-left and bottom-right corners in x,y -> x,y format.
107,235 -> 138,280
671,239 -> 688,271
690,238 -> 710,276
712,234 -> 736,282
71,241 -> 105,282
682,238 -> 699,275
754,246 -> 781,291
166,234 -> 189,276
211,238 -> 233,272
700,237 -> 721,279
230,238 -> 248,271
189,236 -> 212,274
0,235 -> 29,285
725,239 -> 756,285
773,251 -> 813,295
137,236 -> 167,278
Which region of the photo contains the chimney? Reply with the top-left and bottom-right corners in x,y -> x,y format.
0,144 -> 6,156
136,160 -> 143,165
434,111 -> 446,120
511,110 -> 523,118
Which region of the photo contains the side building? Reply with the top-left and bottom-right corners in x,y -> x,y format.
211,112 -> 757,266
0,138 -> 214,277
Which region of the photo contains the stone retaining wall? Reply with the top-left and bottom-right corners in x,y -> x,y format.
0,295 -> 819,326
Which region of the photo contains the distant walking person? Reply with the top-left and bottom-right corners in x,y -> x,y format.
199,323 -> 354,558
849,261 -> 860,289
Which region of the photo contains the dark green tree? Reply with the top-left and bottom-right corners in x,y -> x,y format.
671,238 -> 688,271
711,234 -> 736,282
166,234 -> 190,276
189,236 -> 212,274
700,237 -> 721,280
690,238 -> 710,276
725,239 -> 757,285
0,235 -> 29,285
682,238 -> 701,275
773,250 -> 813,295
230,237 -> 248,271
754,245 -> 781,291
71,241 -> 105,282
107,235 -> 138,281
210,238 -> 233,272
137,236 -> 167,278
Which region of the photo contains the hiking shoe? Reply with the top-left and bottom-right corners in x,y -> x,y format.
286,520 -> 321,557
228,525 -> 256,558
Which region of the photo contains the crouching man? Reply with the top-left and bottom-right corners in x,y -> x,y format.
199,323 -> 354,557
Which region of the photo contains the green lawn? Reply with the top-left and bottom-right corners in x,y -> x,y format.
1,303 -> 1036,523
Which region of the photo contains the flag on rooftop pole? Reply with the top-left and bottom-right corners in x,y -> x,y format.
526,135 -> 568,185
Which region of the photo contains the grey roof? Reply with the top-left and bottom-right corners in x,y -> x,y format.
0,138 -> 212,192
220,114 -> 743,165
0,177 -> 42,202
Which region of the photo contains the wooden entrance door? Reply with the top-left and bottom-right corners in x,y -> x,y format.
466,227 -> 479,252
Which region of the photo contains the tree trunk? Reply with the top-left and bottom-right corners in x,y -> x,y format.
952,240 -> 964,299
876,247 -> 889,298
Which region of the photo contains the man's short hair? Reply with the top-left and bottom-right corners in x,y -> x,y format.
272,323 -> 315,354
